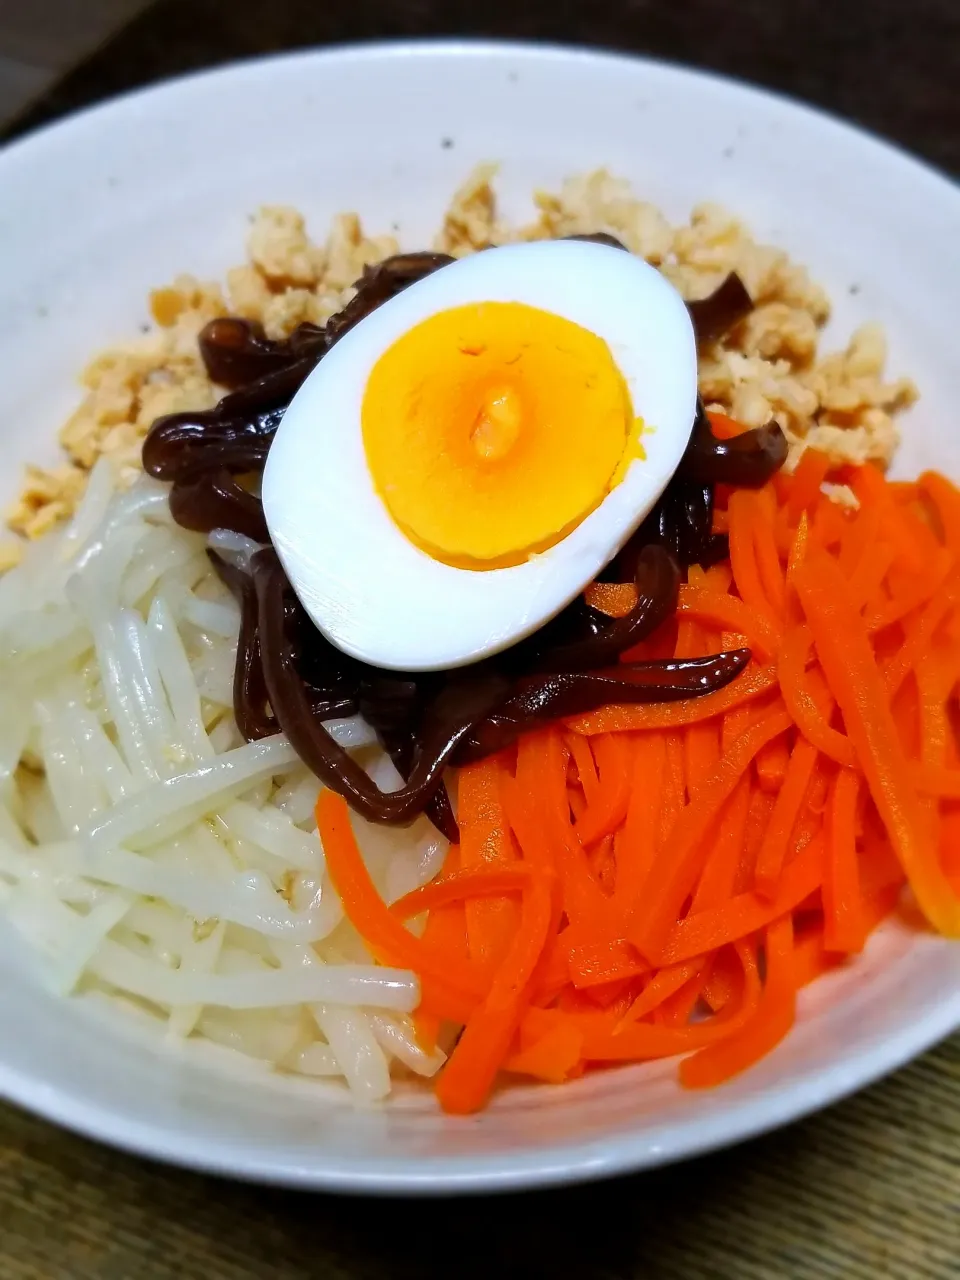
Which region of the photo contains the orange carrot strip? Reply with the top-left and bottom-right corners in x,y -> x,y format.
736,788 -> 776,893
458,756 -> 521,971
729,490 -> 782,630
685,709 -> 723,802
941,813 -> 960,894
792,926 -> 840,989
436,871 -> 554,1114
659,969 -> 710,1027
567,937 -> 648,988
882,590 -> 956,698
675,618 -> 723,797
811,495 -> 849,551
566,732 -> 601,806
691,773 -> 752,909
390,865 -> 536,920
316,790 -> 483,1017
912,764 -> 960,798
751,489 -> 788,619
659,731 -> 687,846
837,482 -> 882,574
588,939 -> 762,1063
794,553 -> 960,936
848,541 -> 896,616
576,733 -> 632,847
779,624 -> 857,768
722,694 -> 766,754
786,511 -> 810,587
680,915 -> 796,1088
414,845 -> 466,1051
865,549 -> 953,633
569,662 -> 778,736
612,732 -> 666,911
660,835 -> 824,964
707,562 -> 734,593
677,585 -> 779,661
756,731 -> 791,793
629,709 -> 793,957
504,1020 -> 583,1084
851,465 -> 927,573
583,581 -> 638,617
919,471 -> 960,553
701,945 -> 744,1012
786,450 -> 831,524
754,736 -> 819,898
515,728 -> 610,929
822,769 -> 866,953
580,1008 -> 746,1061
619,959 -> 704,1023
707,410 -> 749,440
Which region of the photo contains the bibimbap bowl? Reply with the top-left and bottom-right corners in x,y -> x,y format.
0,42 -> 959,1193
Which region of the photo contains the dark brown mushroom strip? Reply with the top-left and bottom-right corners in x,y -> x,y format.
621,479 -> 728,573
210,551 -> 357,738
170,470 -> 269,542
252,548 -> 510,826
357,674 -> 458,840
565,232 -> 629,250
519,544 -> 680,672
142,402 -> 287,483
380,732 -> 460,843
198,318 -> 326,389
686,273 -> 754,344
207,553 -> 276,741
680,399 -> 788,488
324,252 -> 455,346
454,648 -> 751,765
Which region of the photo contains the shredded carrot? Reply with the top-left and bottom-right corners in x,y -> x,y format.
822,769 -> 866,953
316,790 -> 482,1022
316,463 -> 960,1111
707,410 -> 750,440
612,732 -> 666,912
583,581 -> 638,617
677,584 -> 780,661
680,917 -> 796,1088
691,774 -> 752,909
754,737 -> 819,898
794,553 -> 960,936
576,733 -> 632,846
778,624 -> 857,768
756,730 -> 791,794
413,844 -> 466,1051
629,709 -> 793,958
505,1019 -> 583,1083
920,471 -> 960,552
457,756 -> 521,972
786,449 -> 831,524
435,869 -> 554,1114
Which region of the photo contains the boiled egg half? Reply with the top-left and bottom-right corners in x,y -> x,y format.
263,240 -> 697,671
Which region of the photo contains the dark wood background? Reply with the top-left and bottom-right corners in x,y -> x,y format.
2,3 -> 959,1278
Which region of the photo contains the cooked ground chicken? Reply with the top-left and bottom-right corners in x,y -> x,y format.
5,167 -> 916,544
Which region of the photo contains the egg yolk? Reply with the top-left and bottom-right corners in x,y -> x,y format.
361,301 -> 641,569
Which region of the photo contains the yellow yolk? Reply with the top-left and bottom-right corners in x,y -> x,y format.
361,301 -> 640,569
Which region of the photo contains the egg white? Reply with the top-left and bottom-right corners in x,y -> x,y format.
263,240 -> 697,671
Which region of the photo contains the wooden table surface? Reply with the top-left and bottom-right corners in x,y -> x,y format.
2,3 -> 958,1277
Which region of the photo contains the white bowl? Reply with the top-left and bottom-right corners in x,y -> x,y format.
1,41 -> 958,1194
